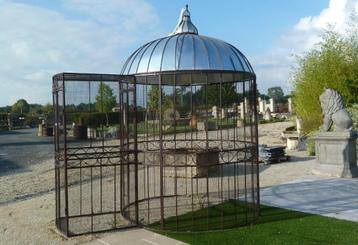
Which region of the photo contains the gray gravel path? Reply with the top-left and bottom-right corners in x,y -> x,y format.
0,128 -> 53,174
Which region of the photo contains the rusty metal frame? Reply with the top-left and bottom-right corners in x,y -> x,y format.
53,71 -> 259,237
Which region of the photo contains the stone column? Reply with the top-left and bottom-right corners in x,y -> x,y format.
240,102 -> 245,119
259,99 -> 265,114
313,131 -> 358,178
212,106 -> 218,118
296,117 -> 303,134
269,98 -> 275,113
221,108 -> 226,119
288,98 -> 292,113
244,98 -> 249,112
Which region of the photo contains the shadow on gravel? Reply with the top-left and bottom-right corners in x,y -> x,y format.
288,155 -> 315,163
0,140 -> 53,147
0,130 -> 33,135
0,158 -> 30,177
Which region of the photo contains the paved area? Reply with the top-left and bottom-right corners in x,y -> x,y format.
85,228 -> 187,245
261,176 -> 358,222
0,128 -> 53,175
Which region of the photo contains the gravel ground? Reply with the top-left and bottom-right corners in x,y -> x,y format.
0,121 -> 318,245
0,128 -> 53,173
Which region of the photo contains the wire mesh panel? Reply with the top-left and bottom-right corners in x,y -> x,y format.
123,72 -> 259,232
53,70 -> 258,236
53,73 -> 137,236
53,5 -> 259,236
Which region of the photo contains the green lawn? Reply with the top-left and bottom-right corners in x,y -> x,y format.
149,200 -> 253,232
158,203 -> 358,245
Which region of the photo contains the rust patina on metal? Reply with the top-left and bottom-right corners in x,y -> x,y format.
53,5 -> 259,237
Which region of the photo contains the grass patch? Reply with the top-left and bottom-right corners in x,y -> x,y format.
158,202 -> 358,245
149,200 -> 254,232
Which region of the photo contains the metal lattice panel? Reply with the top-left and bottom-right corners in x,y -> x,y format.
53,5 -> 259,237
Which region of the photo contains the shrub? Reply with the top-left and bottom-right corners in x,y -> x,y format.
292,28 -> 358,134
347,104 -> 358,129
307,138 -> 316,156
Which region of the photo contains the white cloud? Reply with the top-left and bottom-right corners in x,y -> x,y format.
252,0 -> 358,95
0,0 -> 162,106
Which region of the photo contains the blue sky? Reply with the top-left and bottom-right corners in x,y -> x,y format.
147,0 -> 328,53
0,0 -> 356,106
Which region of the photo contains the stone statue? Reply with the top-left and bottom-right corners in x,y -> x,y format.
264,108 -> 271,121
319,88 -> 353,131
163,108 -> 180,129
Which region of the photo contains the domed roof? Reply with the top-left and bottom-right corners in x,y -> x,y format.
121,5 -> 254,83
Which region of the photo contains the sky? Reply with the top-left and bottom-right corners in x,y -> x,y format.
0,0 -> 357,106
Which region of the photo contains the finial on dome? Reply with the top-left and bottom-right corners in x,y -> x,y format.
170,4 -> 198,35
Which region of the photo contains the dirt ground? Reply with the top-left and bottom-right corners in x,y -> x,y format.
0,121 -> 317,245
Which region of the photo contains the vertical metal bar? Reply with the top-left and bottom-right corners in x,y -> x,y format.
145,76 -> 148,156
219,74 -> 224,230
253,77 -> 260,215
62,75 -> 69,236
173,73 -> 178,231
113,156 -> 117,227
133,77 -> 139,224
233,81 -> 238,225
89,80 -> 93,148
194,85 -> 198,141
147,165 -> 150,224
189,73 -> 194,231
191,165 -> 194,230
175,166 -> 178,231
159,74 -> 164,228
119,82 -> 124,213
205,73 -> 210,230
100,80 -> 104,213
114,80 -> 120,226
91,166 -> 93,233
52,77 -> 59,228
243,81 -> 248,224
173,73 -> 177,151
248,80 -> 255,220
126,83 -> 130,219
194,82 -> 199,198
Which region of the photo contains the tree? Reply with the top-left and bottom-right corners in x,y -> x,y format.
147,85 -> 174,120
0,106 -> 11,114
43,103 -> 53,115
292,27 -> 358,133
148,85 -> 162,112
29,104 -> 44,116
11,99 -> 30,114
267,86 -> 285,103
95,83 -> 116,125
196,83 -> 238,107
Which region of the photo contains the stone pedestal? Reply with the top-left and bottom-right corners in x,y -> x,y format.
313,131 -> 358,178
148,149 -> 220,178
281,131 -> 300,150
197,121 -> 217,131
